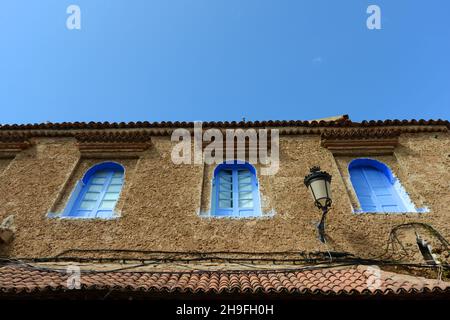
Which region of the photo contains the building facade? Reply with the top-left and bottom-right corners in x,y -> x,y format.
0,116 -> 449,298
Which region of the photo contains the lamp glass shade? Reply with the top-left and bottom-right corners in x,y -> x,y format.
308,179 -> 331,208
304,167 -> 332,209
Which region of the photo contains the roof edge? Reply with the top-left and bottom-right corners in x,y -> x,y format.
0,117 -> 449,131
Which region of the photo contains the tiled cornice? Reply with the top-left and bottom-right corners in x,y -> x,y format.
1,117 -> 449,131
0,133 -> 32,154
0,119 -> 447,141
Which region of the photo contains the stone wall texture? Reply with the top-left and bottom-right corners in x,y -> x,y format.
0,128 -> 449,264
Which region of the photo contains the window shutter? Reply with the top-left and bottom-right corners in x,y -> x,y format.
237,169 -> 256,217
70,168 -> 124,218
350,167 -> 378,212
212,162 -> 261,217
350,165 -> 406,213
216,170 -> 234,216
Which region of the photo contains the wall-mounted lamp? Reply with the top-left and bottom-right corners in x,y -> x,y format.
304,166 -> 332,243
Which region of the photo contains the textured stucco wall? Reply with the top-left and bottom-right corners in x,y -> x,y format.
0,158 -> 12,175
0,132 -> 449,263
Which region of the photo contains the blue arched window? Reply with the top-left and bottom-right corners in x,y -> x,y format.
64,162 -> 124,218
211,161 -> 261,217
349,159 -> 412,213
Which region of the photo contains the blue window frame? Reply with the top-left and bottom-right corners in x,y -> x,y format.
211,161 -> 261,217
349,159 -> 409,213
63,162 -> 124,218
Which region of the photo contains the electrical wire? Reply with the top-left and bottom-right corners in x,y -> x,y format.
1,255 -> 448,275
1,223 -> 448,275
52,248 -> 352,258
374,222 -> 450,262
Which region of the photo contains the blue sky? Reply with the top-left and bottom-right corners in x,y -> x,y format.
1,0 -> 449,124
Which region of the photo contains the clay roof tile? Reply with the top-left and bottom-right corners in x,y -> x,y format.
1,264 -> 449,297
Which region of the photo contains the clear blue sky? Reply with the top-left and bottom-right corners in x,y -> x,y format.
1,0 -> 449,124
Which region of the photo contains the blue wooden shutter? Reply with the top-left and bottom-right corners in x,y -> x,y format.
213,163 -> 261,217
215,169 -> 234,216
349,167 -> 378,212
96,170 -> 124,218
350,165 -> 406,212
237,169 -> 256,217
70,169 -> 123,218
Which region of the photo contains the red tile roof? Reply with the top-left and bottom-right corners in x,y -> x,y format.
0,117 -> 449,131
0,264 -> 448,296
1,119 -> 448,145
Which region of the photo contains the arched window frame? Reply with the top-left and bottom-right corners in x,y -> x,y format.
61,161 -> 125,219
348,158 -> 418,213
211,161 -> 262,217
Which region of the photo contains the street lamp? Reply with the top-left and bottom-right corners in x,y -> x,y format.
304,166 -> 332,243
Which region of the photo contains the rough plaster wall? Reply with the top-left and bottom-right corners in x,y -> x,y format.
0,133 -> 448,263
0,158 -> 13,175
0,138 -> 81,257
394,132 -> 450,261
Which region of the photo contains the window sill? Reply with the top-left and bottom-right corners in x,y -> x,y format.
46,212 -> 120,220
353,207 -> 429,214
201,216 -> 273,220
199,211 -> 275,219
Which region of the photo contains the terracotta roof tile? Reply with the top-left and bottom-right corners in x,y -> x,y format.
0,264 -> 448,296
0,117 -> 448,131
